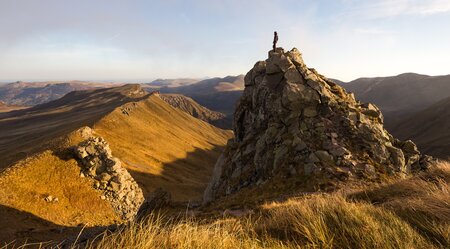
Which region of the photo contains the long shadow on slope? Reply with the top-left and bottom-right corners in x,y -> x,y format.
0,204 -> 118,247
127,144 -> 226,204
0,87 -> 149,170
0,144 -> 227,245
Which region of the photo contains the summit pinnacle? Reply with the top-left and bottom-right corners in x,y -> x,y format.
203,47 -> 431,204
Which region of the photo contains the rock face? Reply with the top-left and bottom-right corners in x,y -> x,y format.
203,47 -> 431,204
74,135 -> 144,220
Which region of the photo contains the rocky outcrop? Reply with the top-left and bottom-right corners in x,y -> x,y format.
204,47 -> 432,204
73,134 -> 144,220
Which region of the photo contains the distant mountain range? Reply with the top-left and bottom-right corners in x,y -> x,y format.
159,94 -> 230,129
0,81 -> 122,106
337,73 -> 450,158
145,75 -> 245,128
337,73 -> 450,128
389,96 -> 450,159
1,73 -> 449,158
148,78 -> 202,88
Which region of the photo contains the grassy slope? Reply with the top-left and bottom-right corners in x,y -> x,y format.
86,162 -> 450,249
340,73 -> 450,128
94,95 -> 232,201
0,87 -> 231,245
0,85 -> 147,170
0,102 -> 27,113
390,96 -> 450,159
0,151 -> 119,227
0,150 -> 121,245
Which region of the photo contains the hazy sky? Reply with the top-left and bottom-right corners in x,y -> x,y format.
0,0 -> 449,82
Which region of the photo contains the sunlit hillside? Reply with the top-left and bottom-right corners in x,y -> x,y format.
94,94 -> 232,201
0,85 -> 231,245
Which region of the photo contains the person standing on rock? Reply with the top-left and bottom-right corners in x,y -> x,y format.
273,31 -> 278,51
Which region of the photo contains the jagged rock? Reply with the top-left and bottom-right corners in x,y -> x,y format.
223,208 -> 254,217
203,47 -> 431,204
73,136 -> 144,220
44,195 -> 57,203
315,150 -> 333,163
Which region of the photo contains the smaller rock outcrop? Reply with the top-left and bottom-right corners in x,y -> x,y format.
73,136 -> 144,220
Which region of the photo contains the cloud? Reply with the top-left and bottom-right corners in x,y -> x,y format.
343,0 -> 450,19
354,27 -> 394,35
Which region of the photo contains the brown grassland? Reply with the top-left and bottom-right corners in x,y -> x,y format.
17,161 -> 445,249
0,89 -> 231,245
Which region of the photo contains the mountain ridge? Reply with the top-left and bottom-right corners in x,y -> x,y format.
338,73 -> 450,128
0,84 -> 232,243
390,96 -> 450,159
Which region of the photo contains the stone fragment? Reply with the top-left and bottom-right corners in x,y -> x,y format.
303,107 -> 317,117
304,163 -> 317,175
315,150 -> 333,163
387,146 -> 406,172
44,195 -> 54,202
284,67 -> 304,83
307,153 -> 320,163
329,146 -> 350,157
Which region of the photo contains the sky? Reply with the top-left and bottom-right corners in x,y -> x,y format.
0,0 -> 449,82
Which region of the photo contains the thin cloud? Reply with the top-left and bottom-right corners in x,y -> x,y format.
354,27 -> 395,35
343,0 -> 450,19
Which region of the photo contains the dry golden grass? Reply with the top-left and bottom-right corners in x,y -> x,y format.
260,195 -> 428,249
94,95 -> 232,201
0,90 -> 232,245
0,151 -> 120,227
350,161 -> 450,247
83,196 -> 429,249
77,162 -> 450,249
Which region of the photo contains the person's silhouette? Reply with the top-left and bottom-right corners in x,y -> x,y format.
273,31 -> 278,51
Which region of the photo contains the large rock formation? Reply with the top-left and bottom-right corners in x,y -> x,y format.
204,47 -> 431,203
73,129 -> 144,220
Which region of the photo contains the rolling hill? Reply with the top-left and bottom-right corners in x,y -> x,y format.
0,101 -> 26,113
339,73 -> 450,127
145,75 -> 245,128
153,75 -> 245,95
147,78 -> 201,88
0,81 -> 121,106
390,96 -> 450,159
0,84 -> 231,244
160,94 -> 230,129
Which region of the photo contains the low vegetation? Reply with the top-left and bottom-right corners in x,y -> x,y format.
60,161 -> 450,249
